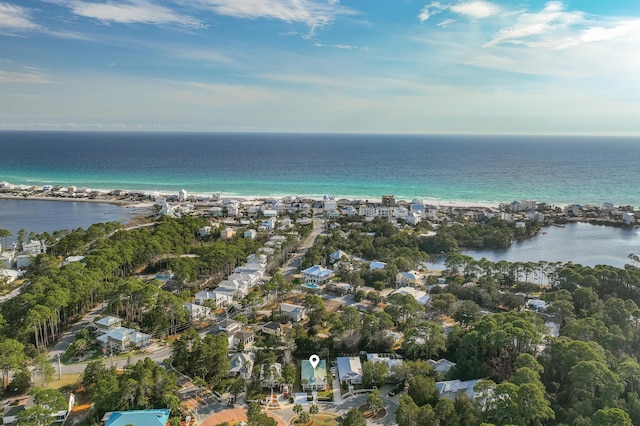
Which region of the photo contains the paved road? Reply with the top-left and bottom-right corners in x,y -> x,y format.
281,214 -> 325,278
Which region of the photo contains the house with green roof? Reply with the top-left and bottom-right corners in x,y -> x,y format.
301,359 -> 327,391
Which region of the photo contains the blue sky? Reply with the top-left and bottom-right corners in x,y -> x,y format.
1,0 -> 640,134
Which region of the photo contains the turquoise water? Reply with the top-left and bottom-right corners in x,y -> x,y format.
2,132 -> 640,206
301,283 -> 321,289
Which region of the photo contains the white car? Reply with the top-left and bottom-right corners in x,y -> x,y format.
330,367 -> 336,375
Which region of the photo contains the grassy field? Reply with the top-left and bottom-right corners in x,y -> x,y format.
46,373 -> 81,390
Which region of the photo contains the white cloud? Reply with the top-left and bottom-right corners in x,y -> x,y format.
0,3 -> 40,31
168,48 -> 236,65
419,1 -> 498,23
314,42 -> 362,50
485,1 -> 584,47
188,0 -> 356,33
437,18 -> 456,27
0,69 -> 51,84
450,1 -> 499,18
66,0 -> 204,28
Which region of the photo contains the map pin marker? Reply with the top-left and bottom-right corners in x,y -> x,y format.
309,354 -> 320,369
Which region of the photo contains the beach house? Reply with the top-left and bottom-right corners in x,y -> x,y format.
228,352 -> 255,379
336,357 -> 363,385
280,303 -> 306,322
301,359 -> 327,391
301,265 -> 334,284
97,327 -> 151,352
395,271 -> 422,288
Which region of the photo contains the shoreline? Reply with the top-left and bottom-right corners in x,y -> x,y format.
0,180 -> 631,212
0,194 -> 140,207
0,182 -> 541,210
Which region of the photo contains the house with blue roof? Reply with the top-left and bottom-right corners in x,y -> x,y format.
102,408 -> 170,426
369,261 -> 386,270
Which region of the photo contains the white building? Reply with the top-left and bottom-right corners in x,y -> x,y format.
280,303 -> 306,322
301,265 -> 334,284
336,357 -> 363,384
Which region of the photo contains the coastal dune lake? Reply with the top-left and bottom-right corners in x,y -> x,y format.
0,199 -> 129,245
428,222 -> 640,269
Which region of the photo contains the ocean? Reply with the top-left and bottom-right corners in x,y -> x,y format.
2,131 -> 640,206
2,131 -> 640,266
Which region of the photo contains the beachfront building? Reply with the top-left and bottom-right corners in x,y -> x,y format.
565,204 -> 582,216
302,265 -> 334,284
301,359 -> 327,391
623,212 -> 636,225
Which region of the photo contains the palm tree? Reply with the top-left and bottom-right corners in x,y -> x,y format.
309,404 -> 319,423
0,229 -> 10,251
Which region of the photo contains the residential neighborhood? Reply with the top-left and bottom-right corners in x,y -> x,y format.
1,191 -> 640,425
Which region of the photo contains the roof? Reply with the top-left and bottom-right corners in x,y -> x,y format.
229,352 -> 255,374
427,359 -> 456,372
301,359 -> 327,384
370,261 -> 386,269
261,321 -> 283,331
398,271 -> 420,280
95,316 -> 121,327
436,379 -> 480,400
3,405 -> 25,417
367,353 -> 404,368
280,303 -> 305,314
329,250 -> 349,260
336,357 -> 362,381
104,409 -> 170,426
391,287 -> 431,305
301,265 -> 333,278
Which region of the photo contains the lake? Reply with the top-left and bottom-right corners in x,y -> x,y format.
427,222 -> 640,269
0,199 -> 132,247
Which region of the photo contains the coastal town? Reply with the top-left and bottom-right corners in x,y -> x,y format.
2,183 -> 640,425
